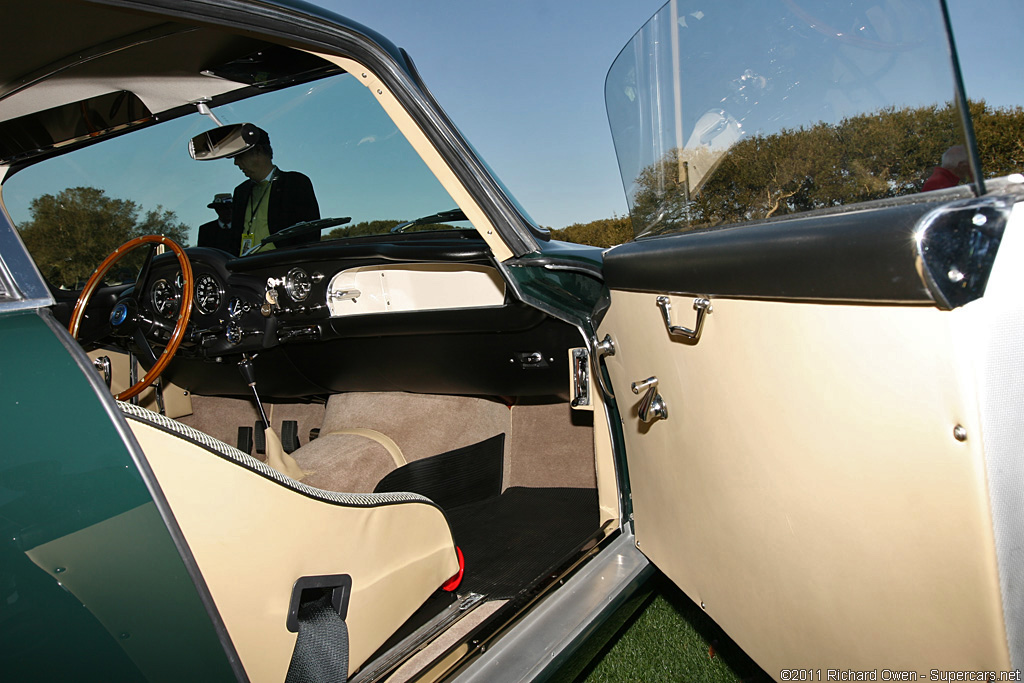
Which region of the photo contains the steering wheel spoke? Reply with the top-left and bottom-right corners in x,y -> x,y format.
132,243 -> 158,302
68,235 -> 193,401
132,328 -> 160,367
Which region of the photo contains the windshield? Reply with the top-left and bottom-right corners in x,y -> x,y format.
606,0 -> 1024,238
4,72 -> 469,288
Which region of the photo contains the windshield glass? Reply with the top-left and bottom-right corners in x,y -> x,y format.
606,0 -> 1024,238
4,72 -> 469,288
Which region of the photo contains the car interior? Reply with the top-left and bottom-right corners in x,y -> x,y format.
1,1 -> 619,680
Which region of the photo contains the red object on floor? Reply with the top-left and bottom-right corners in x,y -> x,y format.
441,546 -> 465,591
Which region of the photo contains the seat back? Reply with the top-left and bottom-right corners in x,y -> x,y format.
119,401 -> 459,680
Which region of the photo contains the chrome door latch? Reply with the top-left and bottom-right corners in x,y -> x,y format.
570,348 -> 590,408
656,296 -> 712,342
631,376 -> 668,423
93,355 -> 112,388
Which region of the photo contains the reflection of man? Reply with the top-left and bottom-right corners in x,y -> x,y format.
196,193 -> 236,253
922,144 -> 973,192
231,127 -> 319,253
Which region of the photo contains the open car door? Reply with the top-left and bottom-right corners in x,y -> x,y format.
598,0 -> 1024,677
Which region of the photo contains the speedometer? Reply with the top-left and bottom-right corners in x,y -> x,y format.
194,273 -> 222,314
150,279 -> 179,318
285,267 -> 312,302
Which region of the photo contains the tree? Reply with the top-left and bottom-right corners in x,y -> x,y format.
549,216 -> 633,248
18,187 -> 189,289
629,101 -> 1024,237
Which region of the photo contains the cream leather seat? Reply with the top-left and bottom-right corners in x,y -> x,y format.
118,401 -> 459,682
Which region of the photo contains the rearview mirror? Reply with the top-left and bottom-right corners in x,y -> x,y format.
188,123 -> 261,161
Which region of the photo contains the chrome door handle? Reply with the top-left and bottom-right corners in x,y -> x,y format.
656,296 -> 712,342
631,376 -> 668,423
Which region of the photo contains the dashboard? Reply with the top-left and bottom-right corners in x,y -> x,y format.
130,233 -> 576,401
143,236 -> 509,359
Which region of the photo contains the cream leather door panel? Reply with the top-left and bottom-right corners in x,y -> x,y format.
596,200 -> 1024,677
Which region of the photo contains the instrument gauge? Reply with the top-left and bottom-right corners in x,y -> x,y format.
174,270 -> 185,291
194,273 -> 223,314
228,297 -> 246,319
150,279 -> 179,318
285,267 -> 312,302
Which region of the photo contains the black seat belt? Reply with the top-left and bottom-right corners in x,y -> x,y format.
285,576 -> 352,683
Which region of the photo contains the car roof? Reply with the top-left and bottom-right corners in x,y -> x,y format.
0,0 -> 406,163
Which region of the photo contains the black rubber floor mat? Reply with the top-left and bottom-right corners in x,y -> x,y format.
374,435 -> 504,510
446,487 -> 599,599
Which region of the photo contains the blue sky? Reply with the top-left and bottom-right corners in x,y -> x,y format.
314,0 -> 667,229
314,0 -> 1022,230
6,0 -> 1020,236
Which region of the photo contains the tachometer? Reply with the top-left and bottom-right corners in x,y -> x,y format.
194,273 -> 222,314
150,279 -> 179,318
285,267 -> 312,302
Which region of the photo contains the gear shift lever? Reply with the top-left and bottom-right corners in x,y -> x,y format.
239,353 -> 270,426
238,353 -> 305,480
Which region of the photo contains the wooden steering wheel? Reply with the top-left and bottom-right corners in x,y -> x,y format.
68,235 -> 194,401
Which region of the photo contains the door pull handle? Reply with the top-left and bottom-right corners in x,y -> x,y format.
631,376 -> 668,423
656,296 -> 712,342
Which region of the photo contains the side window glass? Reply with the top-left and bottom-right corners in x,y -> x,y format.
947,0 -> 1024,186
605,0 -> 1024,239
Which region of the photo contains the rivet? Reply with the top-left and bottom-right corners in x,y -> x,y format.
700,601 -> 706,610
972,213 -> 988,226
954,425 -> 968,442
54,567 -> 66,574
119,632 -> 131,640
376,89 -> 383,95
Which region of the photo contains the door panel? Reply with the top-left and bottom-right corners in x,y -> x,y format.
598,219 -> 1020,673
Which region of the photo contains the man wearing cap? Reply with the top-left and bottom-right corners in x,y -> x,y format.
231,126 -> 319,253
196,193 -> 237,253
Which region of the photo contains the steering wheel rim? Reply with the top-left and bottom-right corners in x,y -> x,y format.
68,235 -> 194,401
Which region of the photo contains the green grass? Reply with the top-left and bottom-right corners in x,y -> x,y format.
575,575 -> 774,683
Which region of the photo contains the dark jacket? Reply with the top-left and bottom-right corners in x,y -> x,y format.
231,170 -> 320,252
196,219 -> 237,254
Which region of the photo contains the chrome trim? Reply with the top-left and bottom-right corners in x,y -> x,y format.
656,295 -> 712,342
193,273 -> 223,315
631,376 -> 668,423
350,593 -> 486,683
452,531 -> 652,683
327,288 -> 360,304
570,347 -> 591,408
93,355 -> 112,388
914,195 -> 1013,309
284,267 -> 311,302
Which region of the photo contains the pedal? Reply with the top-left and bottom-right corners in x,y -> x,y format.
237,426 -> 253,454
282,420 -> 300,453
